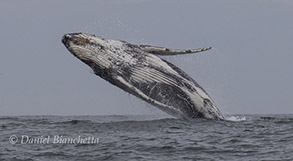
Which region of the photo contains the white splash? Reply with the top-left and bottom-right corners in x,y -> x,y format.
225,115 -> 247,122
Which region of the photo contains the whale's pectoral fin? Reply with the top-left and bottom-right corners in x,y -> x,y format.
139,45 -> 212,56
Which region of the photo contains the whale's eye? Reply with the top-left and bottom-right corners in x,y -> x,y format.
73,37 -> 86,46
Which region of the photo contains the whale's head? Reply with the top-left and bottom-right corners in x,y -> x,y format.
62,33 -> 126,70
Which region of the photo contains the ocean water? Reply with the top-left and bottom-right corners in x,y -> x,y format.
0,114 -> 292,161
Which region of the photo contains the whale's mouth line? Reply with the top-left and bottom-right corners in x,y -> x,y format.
62,33 -> 224,120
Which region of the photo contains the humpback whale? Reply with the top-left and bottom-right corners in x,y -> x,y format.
62,33 -> 224,120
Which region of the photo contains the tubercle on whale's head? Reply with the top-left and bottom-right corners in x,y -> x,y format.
62,33 -> 88,48
62,33 -> 112,69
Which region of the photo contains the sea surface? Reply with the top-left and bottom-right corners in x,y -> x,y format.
0,114 -> 292,161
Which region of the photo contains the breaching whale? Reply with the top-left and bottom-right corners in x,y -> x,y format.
62,33 -> 224,120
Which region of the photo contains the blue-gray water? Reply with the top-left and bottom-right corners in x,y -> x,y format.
0,115 -> 292,161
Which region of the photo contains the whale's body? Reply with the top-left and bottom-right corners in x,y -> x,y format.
62,33 -> 224,120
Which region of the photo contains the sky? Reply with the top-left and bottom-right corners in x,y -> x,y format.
0,0 -> 292,116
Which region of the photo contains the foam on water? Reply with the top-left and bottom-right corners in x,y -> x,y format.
225,115 -> 247,121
